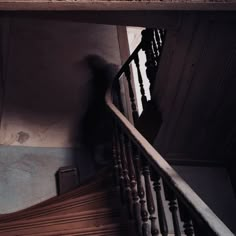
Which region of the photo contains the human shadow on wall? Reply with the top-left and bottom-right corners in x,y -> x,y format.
71,55 -> 119,181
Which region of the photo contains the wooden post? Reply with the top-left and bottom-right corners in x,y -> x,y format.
141,29 -> 157,93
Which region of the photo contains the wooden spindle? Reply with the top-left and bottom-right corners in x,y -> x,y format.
125,136 -> 142,235
134,54 -> 147,108
153,29 -> 162,65
112,130 -> 120,188
114,123 -> 126,204
178,201 -> 195,236
151,29 -> 160,63
154,29 -> 161,53
163,183 -> 181,236
160,29 -> 166,43
119,128 -> 133,218
151,170 -> 168,236
124,65 -> 139,124
154,29 -> 165,64
148,30 -> 157,67
112,78 -> 124,114
142,157 -> 159,236
133,145 -> 150,236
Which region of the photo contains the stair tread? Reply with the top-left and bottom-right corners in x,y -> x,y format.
31,188 -> 118,209
0,169 -> 132,236
0,188 -> 120,222
30,167 -> 113,208
0,167 -> 113,216
0,208 -> 123,235
0,207 -> 121,228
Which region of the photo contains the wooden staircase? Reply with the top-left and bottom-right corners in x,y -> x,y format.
0,168 -> 131,236
0,26 -> 234,236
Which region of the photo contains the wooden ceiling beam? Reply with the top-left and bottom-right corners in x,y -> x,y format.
0,1 -> 236,11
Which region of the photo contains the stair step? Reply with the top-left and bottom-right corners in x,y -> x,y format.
0,168 -> 131,236
29,167 -> 113,210
0,208 -> 121,236
0,189 -> 120,223
1,166 -> 113,217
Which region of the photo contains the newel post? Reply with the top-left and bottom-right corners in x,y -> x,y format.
141,29 -> 157,93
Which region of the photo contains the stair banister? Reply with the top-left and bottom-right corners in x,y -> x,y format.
106,79 -> 234,236
106,28 -> 234,236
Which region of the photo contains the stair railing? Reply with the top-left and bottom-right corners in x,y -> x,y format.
106,28 -> 234,236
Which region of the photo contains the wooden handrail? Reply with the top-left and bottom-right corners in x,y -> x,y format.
113,42 -> 143,82
106,28 -> 234,235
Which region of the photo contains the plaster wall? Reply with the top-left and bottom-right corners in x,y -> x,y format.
0,17 -> 122,213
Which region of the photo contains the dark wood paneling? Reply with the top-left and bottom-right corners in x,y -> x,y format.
153,13 -> 236,163
0,11 -> 181,29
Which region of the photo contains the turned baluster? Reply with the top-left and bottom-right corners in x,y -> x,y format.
149,29 -> 157,67
154,30 -> 161,51
134,54 -> 148,108
154,29 -> 166,62
124,65 -> 139,124
153,29 -> 162,63
114,123 -> 125,204
141,29 -> 157,93
112,78 -> 124,114
163,183 -> 181,236
151,29 -> 160,63
150,170 -> 168,236
142,29 -> 155,64
112,130 -> 119,188
178,200 -> 195,236
159,29 -> 166,43
133,145 -> 150,236
125,136 -> 142,235
142,157 -> 159,236
119,128 -> 133,218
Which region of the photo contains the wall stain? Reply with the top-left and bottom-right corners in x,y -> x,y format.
17,131 -> 30,144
